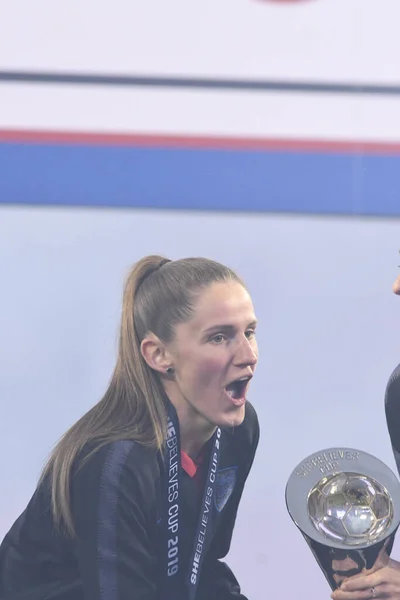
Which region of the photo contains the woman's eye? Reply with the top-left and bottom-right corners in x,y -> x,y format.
245,329 -> 256,339
211,334 -> 226,344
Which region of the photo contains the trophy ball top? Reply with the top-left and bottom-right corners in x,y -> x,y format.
286,448 -> 400,549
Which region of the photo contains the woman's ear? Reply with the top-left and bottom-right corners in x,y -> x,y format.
140,333 -> 173,374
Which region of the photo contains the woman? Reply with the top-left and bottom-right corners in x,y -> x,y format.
0,255 -> 260,600
331,273 -> 400,600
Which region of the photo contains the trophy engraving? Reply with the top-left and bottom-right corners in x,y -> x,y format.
286,448 -> 400,590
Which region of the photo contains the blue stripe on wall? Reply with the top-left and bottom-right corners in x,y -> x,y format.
1,142 -> 400,216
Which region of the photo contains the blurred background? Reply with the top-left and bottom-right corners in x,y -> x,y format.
1,1 -> 400,598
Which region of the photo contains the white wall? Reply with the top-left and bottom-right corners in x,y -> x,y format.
2,0 -> 400,147
1,0 -> 400,83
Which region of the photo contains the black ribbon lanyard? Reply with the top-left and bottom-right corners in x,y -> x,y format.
160,403 -> 222,600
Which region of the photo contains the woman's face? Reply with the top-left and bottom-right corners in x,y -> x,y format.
164,281 -> 258,431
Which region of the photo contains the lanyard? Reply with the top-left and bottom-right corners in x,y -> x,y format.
160,403 -> 222,600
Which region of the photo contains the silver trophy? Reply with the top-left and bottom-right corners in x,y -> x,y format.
286,448 -> 400,590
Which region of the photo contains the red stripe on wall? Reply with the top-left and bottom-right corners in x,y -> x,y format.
1,128 -> 400,155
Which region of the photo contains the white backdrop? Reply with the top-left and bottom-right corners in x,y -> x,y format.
1,0 -> 400,83
2,0 -> 400,149
1,205 -> 400,599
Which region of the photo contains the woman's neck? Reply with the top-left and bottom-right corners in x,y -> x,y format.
172,400 -> 216,460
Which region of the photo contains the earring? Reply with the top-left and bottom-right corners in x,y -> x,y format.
166,367 -> 174,375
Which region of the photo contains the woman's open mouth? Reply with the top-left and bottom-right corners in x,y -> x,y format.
224,376 -> 252,406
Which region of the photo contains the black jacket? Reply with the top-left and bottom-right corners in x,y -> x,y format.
0,402 -> 259,599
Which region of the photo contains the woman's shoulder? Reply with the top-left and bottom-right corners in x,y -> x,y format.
73,438 -> 161,490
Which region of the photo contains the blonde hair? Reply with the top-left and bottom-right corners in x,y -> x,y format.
39,255 -> 243,536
